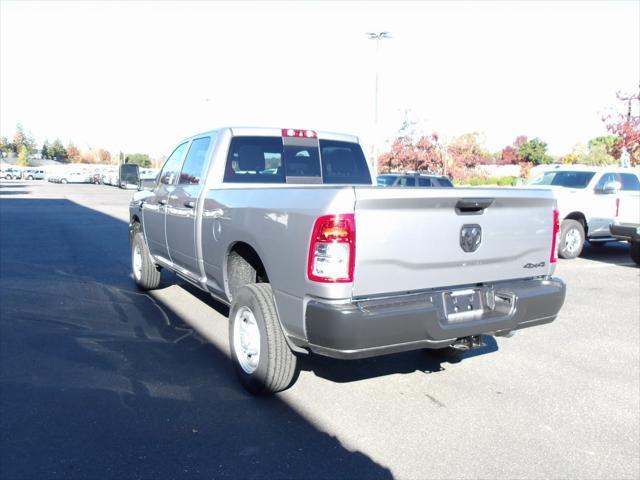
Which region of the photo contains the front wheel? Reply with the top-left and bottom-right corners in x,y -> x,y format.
229,283 -> 297,395
558,219 -> 585,259
630,242 -> 640,265
27,175 -> 34,180
131,231 -> 161,290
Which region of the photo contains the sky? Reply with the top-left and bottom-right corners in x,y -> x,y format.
1,0 -> 639,158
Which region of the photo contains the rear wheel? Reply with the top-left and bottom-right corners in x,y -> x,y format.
61,178 -> 68,184
630,242 -> 640,265
558,219 -> 585,259
131,231 -> 161,290
229,283 -> 297,395
27,175 -> 34,180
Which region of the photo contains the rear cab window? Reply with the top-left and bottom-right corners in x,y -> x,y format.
223,135 -> 371,185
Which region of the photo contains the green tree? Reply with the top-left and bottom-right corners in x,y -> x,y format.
16,144 -> 29,166
518,138 -> 552,165
583,144 -> 616,165
125,153 -> 151,167
0,137 -> 13,156
588,135 -> 622,159
41,140 -> 50,159
49,139 -> 67,161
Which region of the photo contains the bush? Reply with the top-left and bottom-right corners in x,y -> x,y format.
455,175 -> 517,187
497,176 -> 516,186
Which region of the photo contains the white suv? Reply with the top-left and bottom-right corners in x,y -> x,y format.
528,166 -> 640,259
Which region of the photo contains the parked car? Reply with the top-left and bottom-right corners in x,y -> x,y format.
129,127 -> 566,395
609,181 -> 640,265
0,167 -> 23,180
23,169 -> 45,180
527,166 -> 640,259
377,173 -> 454,187
58,172 -> 89,184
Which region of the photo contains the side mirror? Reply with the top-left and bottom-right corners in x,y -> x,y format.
601,181 -> 621,194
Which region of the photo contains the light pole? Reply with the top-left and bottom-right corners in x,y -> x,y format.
367,31 -> 391,170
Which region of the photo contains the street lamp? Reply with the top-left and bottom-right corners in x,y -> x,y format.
366,31 -> 391,169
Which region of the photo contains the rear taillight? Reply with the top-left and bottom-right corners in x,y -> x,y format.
307,214 -> 355,283
550,208 -> 560,263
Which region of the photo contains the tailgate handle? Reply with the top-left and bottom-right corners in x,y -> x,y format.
455,198 -> 494,215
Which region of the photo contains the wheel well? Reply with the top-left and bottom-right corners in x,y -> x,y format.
564,212 -> 587,235
129,215 -> 141,242
227,242 -> 269,301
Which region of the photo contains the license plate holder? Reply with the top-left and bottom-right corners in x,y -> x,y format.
443,288 -> 483,322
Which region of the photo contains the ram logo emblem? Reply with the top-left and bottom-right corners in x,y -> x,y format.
460,224 -> 482,253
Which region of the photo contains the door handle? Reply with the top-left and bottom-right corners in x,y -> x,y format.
159,198 -> 167,206
184,200 -> 195,209
209,208 -> 224,219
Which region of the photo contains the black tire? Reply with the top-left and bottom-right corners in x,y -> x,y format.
61,179 -> 67,184
558,219 -> 585,259
131,231 -> 161,290
27,175 -> 33,180
630,242 -> 640,266
5,175 -> 12,180
229,283 -> 297,395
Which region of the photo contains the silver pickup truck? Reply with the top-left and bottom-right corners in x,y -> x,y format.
129,127 -> 566,395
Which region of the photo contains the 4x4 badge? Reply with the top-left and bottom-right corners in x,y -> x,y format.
523,262 -> 546,269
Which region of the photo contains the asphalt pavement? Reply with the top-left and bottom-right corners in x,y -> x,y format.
1,181 -> 638,479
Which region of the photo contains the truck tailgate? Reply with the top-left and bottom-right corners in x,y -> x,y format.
352,187 -> 556,298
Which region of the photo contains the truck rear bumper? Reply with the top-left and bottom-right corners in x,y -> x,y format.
304,277 -> 566,359
610,223 -> 640,243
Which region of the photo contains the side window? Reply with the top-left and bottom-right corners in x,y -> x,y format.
319,140 -> 371,185
418,177 -> 432,187
179,137 -> 211,185
619,173 -> 640,191
224,136 -> 284,184
595,172 -> 618,191
436,177 -> 453,187
159,142 -> 188,185
399,177 -> 416,187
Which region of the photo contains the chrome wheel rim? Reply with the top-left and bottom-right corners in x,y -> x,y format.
565,228 -> 582,255
233,306 -> 261,374
133,244 -> 142,280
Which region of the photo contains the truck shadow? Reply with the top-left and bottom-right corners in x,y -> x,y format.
296,336 -> 499,383
175,269 -> 501,384
0,198 -> 392,480
578,241 -> 636,268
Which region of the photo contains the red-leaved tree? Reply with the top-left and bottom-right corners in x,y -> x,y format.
603,91 -> 639,166
377,132 -> 444,174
